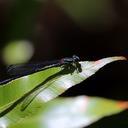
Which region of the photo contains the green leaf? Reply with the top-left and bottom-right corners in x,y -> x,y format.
0,67 -> 61,113
3,96 -> 128,128
21,56 -> 126,110
0,56 -> 126,116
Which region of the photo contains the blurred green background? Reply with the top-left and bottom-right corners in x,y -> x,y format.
0,0 -> 128,127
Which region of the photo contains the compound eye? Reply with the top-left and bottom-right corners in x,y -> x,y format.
72,55 -> 80,62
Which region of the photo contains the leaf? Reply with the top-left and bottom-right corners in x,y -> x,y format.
3,96 -> 128,128
0,56 -> 126,116
0,67 -> 61,113
21,56 -> 126,110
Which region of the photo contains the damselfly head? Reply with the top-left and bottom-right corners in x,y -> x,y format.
72,55 -> 80,62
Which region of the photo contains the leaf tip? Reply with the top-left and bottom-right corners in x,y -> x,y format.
117,101 -> 128,109
116,56 -> 127,60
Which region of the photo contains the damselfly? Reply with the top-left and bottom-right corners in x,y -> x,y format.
0,55 -> 80,85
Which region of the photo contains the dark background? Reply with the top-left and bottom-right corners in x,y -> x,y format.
0,0 -> 128,127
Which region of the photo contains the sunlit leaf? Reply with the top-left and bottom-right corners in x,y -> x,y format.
3,96 -> 128,128
22,56 -> 126,109
0,56 -> 126,116
0,67 -> 61,111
